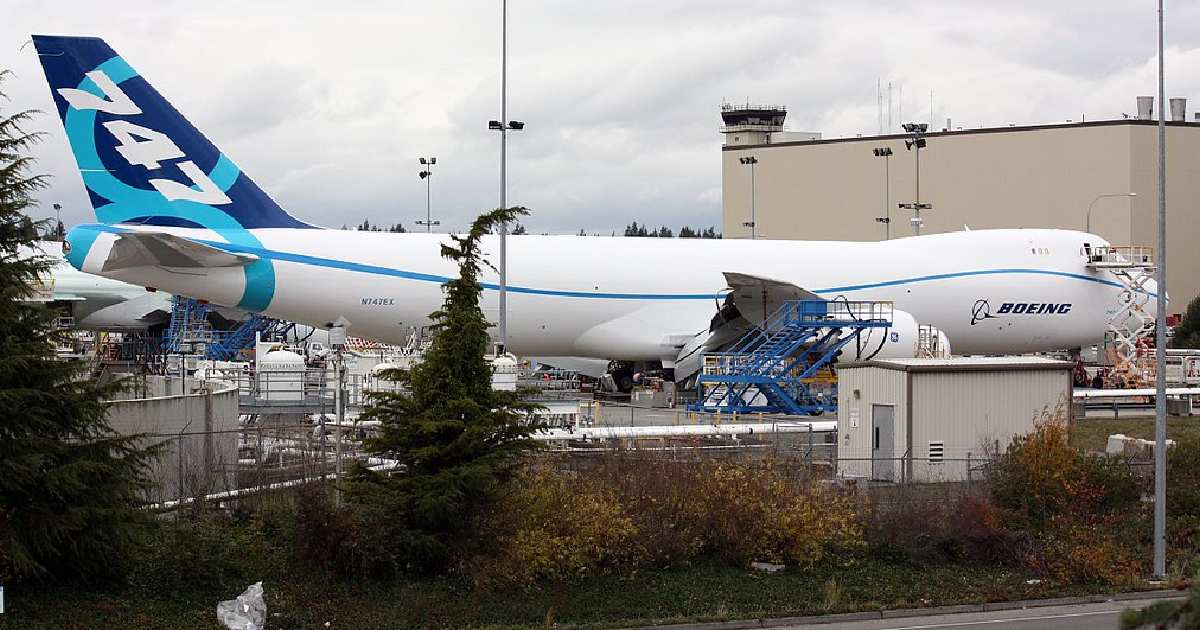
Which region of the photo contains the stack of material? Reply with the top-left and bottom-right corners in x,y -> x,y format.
1105,433 -> 1176,458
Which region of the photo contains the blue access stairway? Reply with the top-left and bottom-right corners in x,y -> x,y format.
163,295 -> 212,353
690,299 -> 893,415
207,314 -> 294,361
165,296 -> 294,360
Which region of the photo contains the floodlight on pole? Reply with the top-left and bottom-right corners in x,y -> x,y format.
51,202 -> 63,240
901,122 -> 930,235
416,156 -> 439,232
739,156 -> 758,239
488,0 -> 525,354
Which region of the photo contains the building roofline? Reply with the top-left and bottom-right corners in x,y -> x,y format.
722,118 -> 1199,151
839,359 -> 1073,373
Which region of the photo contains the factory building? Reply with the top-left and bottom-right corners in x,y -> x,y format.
720,99 -> 1200,306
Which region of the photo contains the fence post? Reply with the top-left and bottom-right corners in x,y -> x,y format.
966,452 -> 973,491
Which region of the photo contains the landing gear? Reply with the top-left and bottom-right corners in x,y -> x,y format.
603,360 -> 671,394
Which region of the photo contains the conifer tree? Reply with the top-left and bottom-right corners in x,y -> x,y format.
350,206 -> 539,573
1171,294 -> 1200,349
0,70 -> 159,581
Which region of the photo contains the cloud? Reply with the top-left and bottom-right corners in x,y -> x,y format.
2,0 -> 1198,234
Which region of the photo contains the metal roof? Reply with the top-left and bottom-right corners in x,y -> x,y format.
840,356 -> 1073,373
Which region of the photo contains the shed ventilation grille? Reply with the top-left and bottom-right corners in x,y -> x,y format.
928,441 -> 945,463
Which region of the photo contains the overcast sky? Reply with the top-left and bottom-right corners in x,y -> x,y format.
3,1 -> 1199,234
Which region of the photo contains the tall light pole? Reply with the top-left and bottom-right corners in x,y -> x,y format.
52,202 -> 63,240
739,156 -> 758,239
872,147 -> 893,239
489,0 -> 525,354
1084,192 -> 1136,234
1153,0 -> 1168,581
416,157 -> 439,232
899,122 -> 931,235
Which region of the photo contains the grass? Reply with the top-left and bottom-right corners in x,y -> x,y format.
1070,415 -> 1200,452
0,557 -> 1149,630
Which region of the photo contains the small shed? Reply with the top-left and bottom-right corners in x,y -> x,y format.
836,357 -> 1073,483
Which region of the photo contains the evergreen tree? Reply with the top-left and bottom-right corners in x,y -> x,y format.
349,206 -> 540,574
0,70 -> 158,581
679,226 -> 697,238
510,222 -> 527,235
1171,294 -> 1200,349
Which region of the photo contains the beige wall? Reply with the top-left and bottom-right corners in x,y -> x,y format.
722,121 -> 1200,308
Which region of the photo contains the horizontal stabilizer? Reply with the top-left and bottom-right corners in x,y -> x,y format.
103,232 -> 258,272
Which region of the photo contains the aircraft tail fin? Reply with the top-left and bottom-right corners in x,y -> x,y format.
31,35 -> 314,230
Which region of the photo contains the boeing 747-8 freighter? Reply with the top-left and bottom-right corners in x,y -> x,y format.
31,35 -> 1154,382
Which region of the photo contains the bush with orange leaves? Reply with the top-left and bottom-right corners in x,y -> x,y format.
1024,515 -> 1143,586
473,457 -> 863,586
692,460 -> 863,566
989,405 -> 1140,531
988,404 -> 1144,584
475,465 -> 639,586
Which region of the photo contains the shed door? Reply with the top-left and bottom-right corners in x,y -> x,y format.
871,404 -> 896,482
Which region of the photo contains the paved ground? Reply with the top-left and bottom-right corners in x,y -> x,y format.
771,598 -> 1175,630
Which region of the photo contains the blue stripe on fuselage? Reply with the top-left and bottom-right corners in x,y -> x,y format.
73,224 -> 1136,301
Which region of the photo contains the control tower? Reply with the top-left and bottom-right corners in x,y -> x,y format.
720,103 -> 787,146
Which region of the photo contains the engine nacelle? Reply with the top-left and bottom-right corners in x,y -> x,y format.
844,308 -> 951,360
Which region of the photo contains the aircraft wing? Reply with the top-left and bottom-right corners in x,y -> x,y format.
721,271 -> 820,326
76,292 -> 173,330
102,232 -> 259,272
674,272 -> 823,382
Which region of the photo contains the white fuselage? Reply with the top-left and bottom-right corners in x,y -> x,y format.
26,241 -> 171,329
74,226 -> 1143,361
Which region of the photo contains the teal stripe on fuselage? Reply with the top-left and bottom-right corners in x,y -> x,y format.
72,224 -> 1135,301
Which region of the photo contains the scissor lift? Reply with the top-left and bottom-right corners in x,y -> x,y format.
690,299 -> 893,415
1085,245 -> 1157,387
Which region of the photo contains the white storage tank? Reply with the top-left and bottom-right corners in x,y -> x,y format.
257,349 -> 306,402
836,357 -> 1073,483
491,354 -> 519,392
369,361 -> 405,394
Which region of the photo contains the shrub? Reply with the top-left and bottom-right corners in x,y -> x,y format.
477,466 -> 638,586
583,456 -> 707,565
988,406 -> 1145,584
1168,438 -> 1200,518
475,457 -> 864,586
863,487 -> 1021,565
1025,515 -> 1142,586
694,461 -> 862,566
128,517 -> 260,596
989,406 -> 1139,531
